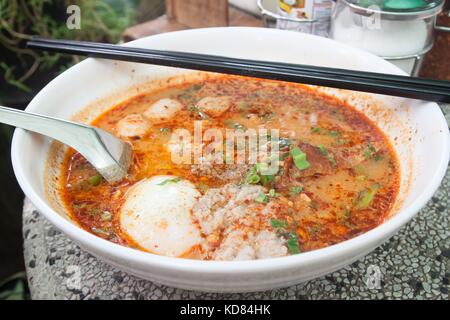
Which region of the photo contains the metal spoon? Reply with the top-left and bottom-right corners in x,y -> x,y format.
0,106 -> 132,182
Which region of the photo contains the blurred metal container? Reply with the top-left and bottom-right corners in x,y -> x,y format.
330,0 -> 449,76
257,0 -> 333,37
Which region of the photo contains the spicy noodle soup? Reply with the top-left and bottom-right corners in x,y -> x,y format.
61,75 -> 400,260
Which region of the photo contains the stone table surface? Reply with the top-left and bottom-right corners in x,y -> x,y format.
23,105 -> 450,300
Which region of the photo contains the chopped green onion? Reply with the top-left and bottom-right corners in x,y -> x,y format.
318,144 -> 328,156
88,174 -> 102,186
188,105 -> 199,112
245,163 -> 276,187
260,174 -> 275,187
255,162 -> 269,173
268,189 -> 280,197
337,208 -> 351,225
290,147 -> 311,170
255,163 -> 275,187
311,126 -> 340,137
363,143 -> 378,160
290,186 -> 303,195
190,84 -> 202,91
160,127 -> 170,135
224,120 -> 246,130
255,193 -> 269,203
101,211 -> 112,221
245,166 -> 260,184
356,175 -> 366,181
355,183 -> 381,208
270,219 -> 288,229
328,130 -> 340,137
317,145 -> 337,166
92,227 -> 110,237
286,232 -> 300,254
374,154 -> 383,161
335,138 -> 350,145
280,152 -> 290,160
260,111 -> 276,120
158,177 -> 182,185
246,173 -> 261,184
238,102 -> 249,110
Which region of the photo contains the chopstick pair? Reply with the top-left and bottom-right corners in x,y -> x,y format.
27,37 -> 450,103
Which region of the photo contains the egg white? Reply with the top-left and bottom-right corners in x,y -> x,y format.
119,176 -> 203,257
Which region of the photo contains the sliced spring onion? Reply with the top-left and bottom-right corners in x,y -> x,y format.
356,175 -> 367,181
328,130 -> 340,137
318,145 -> 337,166
160,127 -> 170,135
337,208 -> 351,224
356,183 -> 381,208
245,166 -> 260,184
311,126 -> 340,137
101,211 -> 112,221
268,189 -> 280,197
311,126 -> 321,133
363,143 -> 378,160
157,177 -> 182,186
255,193 -> 269,203
238,102 -> 249,110
260,174 -> 274,187
260,111 -> 276,120
318,144 -> 328,156
88,174 -> 102,186
374,154 -> 383,161
91,227 -> 110,237
270,219 -> 287,229
245,163 -> 275,187
255,162 -> 269,173
286,232 -> 300,254
224,120 -> 246,130
190,84 -> 202,91
289,186 -> 303,195
246,173 -> 260,184
290,147 -> 310,170
188,105 -> 199,112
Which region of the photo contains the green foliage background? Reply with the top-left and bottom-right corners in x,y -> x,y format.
0,0 -> 137,92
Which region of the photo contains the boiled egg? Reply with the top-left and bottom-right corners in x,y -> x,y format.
119,175 -> 203,257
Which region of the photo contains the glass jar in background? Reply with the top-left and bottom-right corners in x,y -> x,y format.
330,0 -> 447,75
258,0 -> 334,37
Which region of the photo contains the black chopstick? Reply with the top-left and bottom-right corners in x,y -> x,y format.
27,37 -> 450,103
29,37 -> 450,91
27,37 -> 450,100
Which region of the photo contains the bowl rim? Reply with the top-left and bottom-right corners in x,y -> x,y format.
11,27 -> 450,275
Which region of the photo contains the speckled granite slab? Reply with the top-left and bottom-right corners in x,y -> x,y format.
23,105 -> 450,300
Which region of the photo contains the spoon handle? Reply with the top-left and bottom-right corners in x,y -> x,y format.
0,106 -> 131,182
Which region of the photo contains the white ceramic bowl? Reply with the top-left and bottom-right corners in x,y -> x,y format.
12,27 -> 449,292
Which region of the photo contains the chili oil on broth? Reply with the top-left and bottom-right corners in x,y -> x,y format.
60,75 -> 400,260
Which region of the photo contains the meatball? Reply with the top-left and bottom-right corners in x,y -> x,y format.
195,96 -> 231,117
115,114 -> 150,138
143,98 -> 184,122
